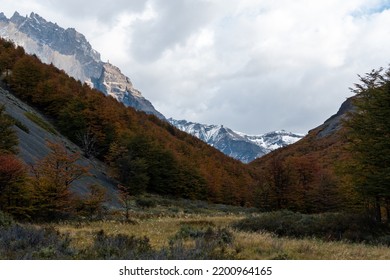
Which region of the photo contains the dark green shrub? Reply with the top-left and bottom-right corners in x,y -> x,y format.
233,211 -> 390,244
160,238 -> 235,260
173,225 -> 207,240
0,211 -> 14,227
0,223 -> 238,260
173,223 -> 233,242
165,226 -> 235,259
135,197 -> 157,209
0,224 -> 74,259
81,230 -> 153,260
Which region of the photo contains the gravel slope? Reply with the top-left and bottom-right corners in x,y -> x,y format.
0,86 -> 120,208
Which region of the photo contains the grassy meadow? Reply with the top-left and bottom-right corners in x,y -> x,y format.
2,195 -> 388,260
52,215 -> 390,260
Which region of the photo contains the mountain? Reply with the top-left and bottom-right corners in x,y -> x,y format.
0,27 -> 366,214
168,118 -> 304,163
247,97 -> 356,212
0,37 -> 258,206
94,63 -> 164,118
314,96 -> 355,139
0,11 -> 302,162
251,97 -> 354,167
0,11 -> 164,119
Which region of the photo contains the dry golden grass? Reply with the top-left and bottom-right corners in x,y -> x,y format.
233,231 -> 390,260
54,215 -> 242,249
52,214 -> 390,260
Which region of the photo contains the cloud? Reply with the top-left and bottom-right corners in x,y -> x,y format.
2,0 -> 390,134
128,0 -> 217,62
129,0 -> 390,134
47,0 -> 147,25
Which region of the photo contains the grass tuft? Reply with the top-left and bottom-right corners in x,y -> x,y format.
24,111 -> 57,135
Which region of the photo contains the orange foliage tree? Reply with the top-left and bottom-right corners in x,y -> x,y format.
29,142 -> 89,220
0,154 -> 28,215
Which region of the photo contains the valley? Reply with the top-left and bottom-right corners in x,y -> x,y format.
1,10 -> 390,261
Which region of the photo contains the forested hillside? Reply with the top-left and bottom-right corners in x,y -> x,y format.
249,103 -> 354,213
250,68 -> 390,222
0,38 -> 256,211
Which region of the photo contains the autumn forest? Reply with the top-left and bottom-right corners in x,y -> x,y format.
1,38 -> 390,259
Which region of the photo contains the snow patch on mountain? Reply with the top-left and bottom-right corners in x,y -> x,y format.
169,118 -> 304,163
0,11 -> 303,162
0,11 -> 164,119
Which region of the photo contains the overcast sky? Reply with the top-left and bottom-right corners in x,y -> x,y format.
2,0 -> 390,134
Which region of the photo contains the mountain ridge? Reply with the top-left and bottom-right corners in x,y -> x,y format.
0,11 -> 164,119
169,118 -> 304,163
0,11 -> 302,162
0,37 -> 257,205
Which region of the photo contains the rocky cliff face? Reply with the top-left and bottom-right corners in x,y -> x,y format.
0,12 -> 102,82
169,118 -> 304,163
94,63 -> 165,119
0,12 -> 164,119
315,97 -> 355,139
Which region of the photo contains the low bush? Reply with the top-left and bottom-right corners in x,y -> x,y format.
79,226 -> 236,260
135,197 -> 157,209
0,224 -> 74,259
0,219 -> 237,260
80,230 -> 153,260
169,230 -> 234,259
164,226 -> 235,259
0,211 -> 14,227
233,211 -> 390,244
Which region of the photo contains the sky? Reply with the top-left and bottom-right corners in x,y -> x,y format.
2,0 -> 390,134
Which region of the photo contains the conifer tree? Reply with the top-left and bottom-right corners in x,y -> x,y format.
344,67 -> 390,222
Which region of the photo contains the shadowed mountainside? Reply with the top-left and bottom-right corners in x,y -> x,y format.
0,86 -> 120,207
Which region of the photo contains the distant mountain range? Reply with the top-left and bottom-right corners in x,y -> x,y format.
0,11 -> 303,162
169,119 -> 303,163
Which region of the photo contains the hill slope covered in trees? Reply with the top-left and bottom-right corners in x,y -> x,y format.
248,96 -> 356,213
0,38 -> 257,208
250,67 -> 390,222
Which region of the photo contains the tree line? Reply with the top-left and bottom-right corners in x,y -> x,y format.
2,38 -> 389,222
251,67 -> 390,223
0,38 -> 254,212
0,104 -> 106,220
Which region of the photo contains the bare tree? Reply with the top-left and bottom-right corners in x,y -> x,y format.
76,127 -> 97,158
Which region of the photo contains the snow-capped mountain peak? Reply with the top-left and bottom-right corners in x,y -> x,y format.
1,11 -> 302,162
0,11 -> 164,119
168,118 -> 304,163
